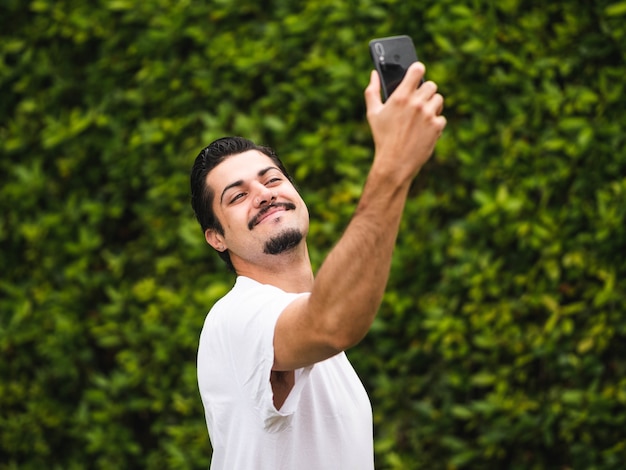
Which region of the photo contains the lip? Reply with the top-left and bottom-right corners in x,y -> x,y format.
255,206 -> 285,226
248,203 -> 294,230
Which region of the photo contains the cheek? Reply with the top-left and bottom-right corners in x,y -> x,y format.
295,200 -> 310,231
300,204 -> 309,222
221,207 -> 249,232
296,195 -> 309,218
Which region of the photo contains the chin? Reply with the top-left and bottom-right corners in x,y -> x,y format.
264,228 -> 303,255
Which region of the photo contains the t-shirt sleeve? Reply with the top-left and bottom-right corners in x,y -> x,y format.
224,282 -> 313,432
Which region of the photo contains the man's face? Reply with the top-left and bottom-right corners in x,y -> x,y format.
204,150 -> 309,267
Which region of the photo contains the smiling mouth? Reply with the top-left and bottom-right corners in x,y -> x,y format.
248,202 -> 296,230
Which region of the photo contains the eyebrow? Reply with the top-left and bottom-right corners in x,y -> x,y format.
219,166 -> 279,204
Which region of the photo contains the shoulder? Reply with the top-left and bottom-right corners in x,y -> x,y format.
207,276 -> 304,330
213,276 -> 292,310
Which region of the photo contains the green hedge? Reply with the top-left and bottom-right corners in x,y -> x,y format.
1,0 -> 625,468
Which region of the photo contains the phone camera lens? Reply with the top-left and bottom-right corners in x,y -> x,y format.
374,43 -> 385,58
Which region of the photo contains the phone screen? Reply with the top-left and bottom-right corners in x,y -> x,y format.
369,36 -> 419,101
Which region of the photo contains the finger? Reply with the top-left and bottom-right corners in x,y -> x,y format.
425,93 -> 444,116
416,80 -> 438,100
364,70 -> 383,113
435,115 -> 447,133
435,93 -> 444,115
394,62 -> 426,96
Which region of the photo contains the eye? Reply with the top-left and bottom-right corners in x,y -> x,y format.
266,177 -> 282,186
229,192 -> 246,204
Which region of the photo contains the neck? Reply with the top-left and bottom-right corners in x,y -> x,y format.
232,243 -> 315,293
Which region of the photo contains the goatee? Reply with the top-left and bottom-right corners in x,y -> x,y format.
264,229 -> 303,255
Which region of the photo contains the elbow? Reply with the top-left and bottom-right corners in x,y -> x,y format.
324,325 -> 368,353
306,297 -> 374,355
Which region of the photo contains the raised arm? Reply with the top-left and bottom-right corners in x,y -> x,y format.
273,63 -> 446,371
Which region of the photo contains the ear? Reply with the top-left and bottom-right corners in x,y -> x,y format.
205,228 -> 227,252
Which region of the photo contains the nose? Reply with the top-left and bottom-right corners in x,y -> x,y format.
253,183 -> 276,207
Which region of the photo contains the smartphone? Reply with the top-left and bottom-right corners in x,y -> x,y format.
369,35 -> 421,101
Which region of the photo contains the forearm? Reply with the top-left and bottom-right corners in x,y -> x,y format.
307,165 -> 413,349
273,63 -> 445,371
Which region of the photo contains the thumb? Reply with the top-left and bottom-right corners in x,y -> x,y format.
364,70 -> 383,114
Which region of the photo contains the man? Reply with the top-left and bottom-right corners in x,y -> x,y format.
190,62 -> 445,469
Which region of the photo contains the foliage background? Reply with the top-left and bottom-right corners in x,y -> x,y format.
1,0 -> 625,468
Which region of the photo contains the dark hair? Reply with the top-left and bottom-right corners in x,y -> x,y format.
190,136 -> 293,271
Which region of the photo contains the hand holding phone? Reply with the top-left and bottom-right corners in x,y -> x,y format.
365,37 -> 445,179
369,35 -> 422,102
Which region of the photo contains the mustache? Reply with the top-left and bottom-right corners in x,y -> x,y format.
248,202 -> 296,230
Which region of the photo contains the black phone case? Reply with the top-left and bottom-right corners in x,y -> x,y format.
369,35 -> 419,101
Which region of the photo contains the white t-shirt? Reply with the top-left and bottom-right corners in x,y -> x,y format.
197,276 -> 374,470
